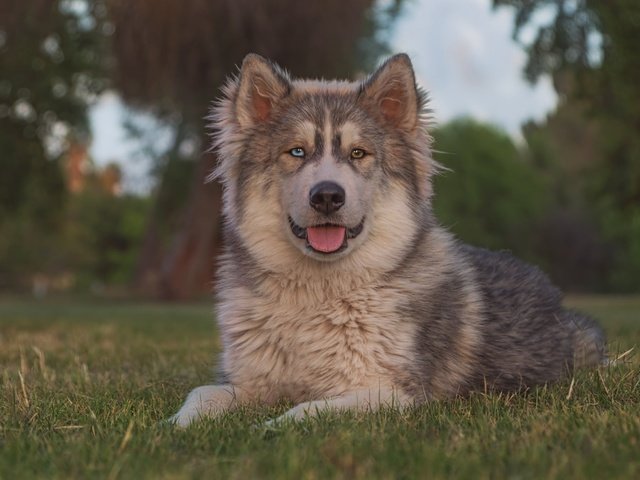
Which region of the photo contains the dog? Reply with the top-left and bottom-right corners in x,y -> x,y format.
170,53 -> 606,427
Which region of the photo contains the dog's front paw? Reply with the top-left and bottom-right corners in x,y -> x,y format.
262,414 -> 293,428
254,412 -> 305,434
270,402 -> 321,424
167,396 -> 210,428
170,384 -> 238,428
168,410 -> 197,428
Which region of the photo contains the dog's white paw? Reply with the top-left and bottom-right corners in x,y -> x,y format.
262,415 -> 290,428
170,384 -> 238,428
252,414 -> 299,433
168,404 -> 203,428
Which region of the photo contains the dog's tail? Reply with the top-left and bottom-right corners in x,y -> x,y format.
565,310 -> 608,368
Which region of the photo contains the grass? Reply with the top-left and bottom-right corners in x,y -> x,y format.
0,295 -> 638,479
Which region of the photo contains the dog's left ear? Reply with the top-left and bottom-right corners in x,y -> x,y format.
359,54 -> 419,131
235,53 -> 291,128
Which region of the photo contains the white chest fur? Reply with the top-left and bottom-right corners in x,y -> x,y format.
217,276 -> 416,404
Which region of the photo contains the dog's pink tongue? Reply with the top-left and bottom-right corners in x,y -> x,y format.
307,226 -> 346,253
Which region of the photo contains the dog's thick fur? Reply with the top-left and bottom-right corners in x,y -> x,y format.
171,53 -> 606,426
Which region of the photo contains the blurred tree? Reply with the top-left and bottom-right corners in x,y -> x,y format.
522,102 -> 599,206
522,107 -> 613,291
107,0 -> 404,299
59,187 -> 150,288
433,118 -> 548,259
0,0 -> 108,289
494,0 -> 640,291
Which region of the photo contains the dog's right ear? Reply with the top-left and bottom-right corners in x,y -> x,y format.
235,54 -> 290,128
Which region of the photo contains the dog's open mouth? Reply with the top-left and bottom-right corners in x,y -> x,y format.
288,217 -> 365,254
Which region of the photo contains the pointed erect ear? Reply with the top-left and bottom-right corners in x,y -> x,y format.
360,54 -> 419,131
235,53 -> 290,127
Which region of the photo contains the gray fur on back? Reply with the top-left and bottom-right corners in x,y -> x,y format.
378,225 -> 607,400
463,245 -> 605,387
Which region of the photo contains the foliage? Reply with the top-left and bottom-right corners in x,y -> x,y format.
0,0 -> 109,289
0,186 -> 149,292
59,189 -> 150,288
108,0 -> 404,122
493,0 -> 640,291
521,106 -> 613,291
432,118 -> 548,260
0,0 -> 108,217
0,297 -> 638,478
492,0 -> 599,84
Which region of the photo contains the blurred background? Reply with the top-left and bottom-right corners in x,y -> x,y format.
1,0 -> 638,300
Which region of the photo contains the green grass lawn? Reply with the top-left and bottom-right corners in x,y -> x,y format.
1,295 -> 638,479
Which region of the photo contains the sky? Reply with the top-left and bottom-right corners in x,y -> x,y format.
88,0 -> 557,189
391,0 -> 556,134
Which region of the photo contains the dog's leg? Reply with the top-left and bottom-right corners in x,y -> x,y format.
169,384 -> 244,427
268,387 -> 411,425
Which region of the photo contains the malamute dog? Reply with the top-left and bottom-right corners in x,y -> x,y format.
171,53 -> 606,426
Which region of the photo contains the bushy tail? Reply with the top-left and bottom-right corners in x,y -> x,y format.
565,311 -> 607,369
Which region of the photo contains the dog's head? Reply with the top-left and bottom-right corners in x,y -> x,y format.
213,53 -> 437,272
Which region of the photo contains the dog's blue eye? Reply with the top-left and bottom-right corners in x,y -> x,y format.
289,147 -> 305,158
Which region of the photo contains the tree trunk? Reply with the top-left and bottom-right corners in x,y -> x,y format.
133,204 -> 170,298
158,150 -> 223,300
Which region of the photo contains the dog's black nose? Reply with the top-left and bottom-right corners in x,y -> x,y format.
309,181 -> 345,214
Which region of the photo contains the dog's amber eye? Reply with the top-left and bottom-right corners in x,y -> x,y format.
289,147 -> 305,158
350,148 -> 365,160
